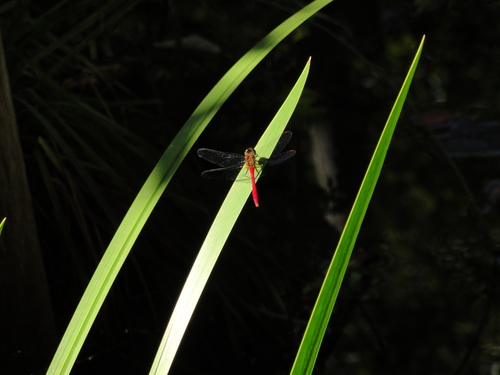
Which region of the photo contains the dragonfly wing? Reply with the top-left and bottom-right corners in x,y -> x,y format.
197,148 -> 245,167
271,131 -> 293,157
266,150 -> 296,166
201,166 -> 242,181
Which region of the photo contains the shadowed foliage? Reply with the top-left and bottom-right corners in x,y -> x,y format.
1,1 -> 500,374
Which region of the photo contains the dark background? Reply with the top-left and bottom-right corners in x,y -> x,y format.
2,0 -> 500,374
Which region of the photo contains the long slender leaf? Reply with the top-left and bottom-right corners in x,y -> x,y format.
149,57 -> 310,375
0,217 -> 5,236
46,1 -> 333,374
290,35 -> 425,375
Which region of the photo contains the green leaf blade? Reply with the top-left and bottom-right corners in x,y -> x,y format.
45,1 -> 331,373
149,58 -> 310,375
0,217 -> 5,236
290,35 -> 425,375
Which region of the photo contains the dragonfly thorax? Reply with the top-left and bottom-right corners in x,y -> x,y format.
244,147 -> 257,167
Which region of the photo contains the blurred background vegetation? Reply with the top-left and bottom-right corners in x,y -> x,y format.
2,0 -> 500,374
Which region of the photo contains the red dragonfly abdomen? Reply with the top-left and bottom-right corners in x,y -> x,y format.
244,148 -> 259,207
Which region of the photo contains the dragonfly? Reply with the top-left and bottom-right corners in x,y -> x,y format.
197,131 -> 296,207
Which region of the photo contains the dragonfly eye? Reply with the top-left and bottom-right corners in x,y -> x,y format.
244,148 -> 256,156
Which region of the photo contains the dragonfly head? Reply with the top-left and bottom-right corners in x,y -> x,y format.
244,147 -> 256,157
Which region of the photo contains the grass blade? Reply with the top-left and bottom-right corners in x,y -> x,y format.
46,1 -> 332,374
290,35 -> 425,375
149,58 -> 310,375
0,217 -> 5,236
